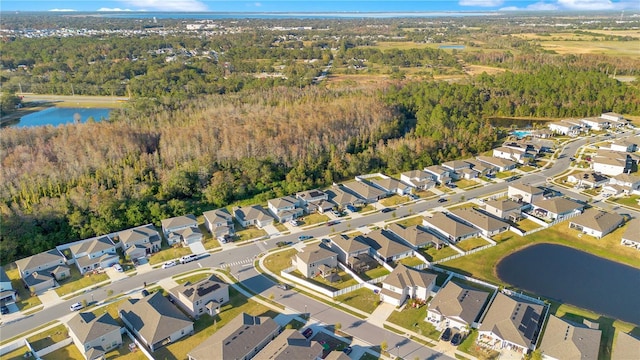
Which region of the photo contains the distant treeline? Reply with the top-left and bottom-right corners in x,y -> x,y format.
2,65 -> 639,264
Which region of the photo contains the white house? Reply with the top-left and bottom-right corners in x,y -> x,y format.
202,209 -> 235,243
538,315 -> 601,360
368,177 -> 412,196
400,170 -> 437,190
548,121 -> 581,136
508,184 -> 545,204
567,171 -> 609,189
609,173 -> 640,194
591,150 -> 635,176
294,243 -> 338,278
531,197 -> 584,220
169,274 -> 229,319
161,214 -> 202,245
267,195 -> 303,223
568,209 -> 623,238
620,218 -> 640,250
426,281 -> 490,331
442,160 -> 471,180
423,212 -> 480,243
380,264 -> 437,307
476,156 -> 518,172
449,208 -> 510,237
69,236 -> 119,275
233,205 -> 274,229
424,165 -> 451,184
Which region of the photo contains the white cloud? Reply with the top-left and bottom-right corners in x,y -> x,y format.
459,0 -> 504,6
118,0 -> 208,12
97,8 -> 135,11
255,2 -> 262,7
500,1 -> 559,10
49,9 -> 77,11
557,0 -> 615,10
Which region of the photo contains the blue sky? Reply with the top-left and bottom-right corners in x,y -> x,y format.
2,0 -> 639,13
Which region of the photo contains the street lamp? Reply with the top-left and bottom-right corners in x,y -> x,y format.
305,304 -> 307,319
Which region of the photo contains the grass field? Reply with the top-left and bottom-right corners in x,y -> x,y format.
539,40 -> 640,57
420,246 -> 460,262
175,272 -> 211,285
55,267 -> 110,297
27,324 -> 69,352
456,237 -> 490,252
148,245 -> 192,266
300,213 -> 329,226
391,216 -> 424,227
386,304 -> 441,341
4,266 -> 43,310
235,225 -> 268,241
334,287 -> 381,314
263,248 -> 298,274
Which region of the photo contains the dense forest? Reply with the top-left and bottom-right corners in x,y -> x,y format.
1,14 -> 640,263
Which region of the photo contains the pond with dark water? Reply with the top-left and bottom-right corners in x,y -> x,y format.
497,243 -> 640,325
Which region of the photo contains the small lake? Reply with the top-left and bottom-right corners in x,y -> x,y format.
439,45 -> 465,49
497,243 -> 640,325
12,107 -> 111,128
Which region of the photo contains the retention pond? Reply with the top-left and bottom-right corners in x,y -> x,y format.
497,243 -> 640,325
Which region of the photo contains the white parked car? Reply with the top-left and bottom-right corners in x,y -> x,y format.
162,260 -> 177,269
113,264 -> 124,272
70,302 -> 83,311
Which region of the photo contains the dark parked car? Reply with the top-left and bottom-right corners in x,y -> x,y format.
298,235 -> 313,241
302,328 -> 313,338
441,328 -> 452,342
438,198 -> 448,203
141,289 -> 150,297
326,220 -> 340,226
1,305 -> 9,315
451,332 -> 463,346
343,346 -> 352,355
380,208 -> 393,213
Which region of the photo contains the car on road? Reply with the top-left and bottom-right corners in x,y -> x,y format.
451,332 -> 463,346
162,260 -> 177,269
326,220 -> 340,226
113,264 -> 123,272
302,328 -> 313,338
1,305 -> 9,315
438,198 -> 448,203
440,328 -> 452,342
70,302 -> 84,311
380,208 -> 393,213
298,235 -> 313,241
277,283 -> 290,290
343,346 -> 352,355
180,254 -> 198,264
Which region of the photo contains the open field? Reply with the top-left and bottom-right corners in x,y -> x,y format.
21,94 -> 128,108
539,40 -> 640,57
334,287 -> 380,314
55,267 -> 109,297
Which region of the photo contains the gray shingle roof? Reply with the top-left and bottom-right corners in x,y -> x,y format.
234,205 -> 274,223
253,329 -> 324,360
423,213 -> 479,239
362,230 -> 413,259
15,249 -> 64,274
622,218 -> 640,242
484,199 -> 522,212
202,209 -> 233,225
569,209 -> 623,233
386,223 -> 445,248
450,208 -> 509,233
68,312 -> 121,344
161,214 -> 197,231
119,292 -> 193,346
383,264 -> 437,290
538,315 -> 601,360
69,236 -> 115,257
188,313 -> 279,360
428,281 -> 490,325
296,243 -> 337,264
532,197 -> 584,215
170,274 -> 228,303
118,224 -> 160,247
326,187 -> 359,206
342,180 -> 386,200
479,293 -> 544,349
331,234 -> 370,254
611,331 -> 640,360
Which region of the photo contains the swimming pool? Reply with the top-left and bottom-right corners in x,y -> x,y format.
511,130 -> 532,138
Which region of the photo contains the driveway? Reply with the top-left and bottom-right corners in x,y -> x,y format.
188,241 -> 207,255
106,266 -> 128,281
262,224 -> 281,236
37,288 -> 62,308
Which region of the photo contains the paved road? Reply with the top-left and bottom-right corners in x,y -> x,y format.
2,131 -> 633,353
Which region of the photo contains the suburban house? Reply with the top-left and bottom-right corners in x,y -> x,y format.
508,184 -> 545,204
400,170 -> 437,190
254,329 -> 324,360
0,268 -> 16,306
325,187 -> 361,208
368,177 -> 412,196
187,313 -> 280,360
169,274 -> 229,319
361,229 -> 414,263
608,173 -> 640,194
566,171 -> 609,189
426,281 -> 490,331
341,180 -> 387,203
476,156 -> 518,172
294,243 -> 338,278
449,208 -> 510,237
591,150 -> 635,176
531,197 -> 584,220
67,312 -> 122,360
118,224 -> 161,262
442,160 -> 471,180
15,249 -> 68,293
267,195 -> 304,223
611,331 -> 640,360
580,116 -> 610,131
161,214 -> 202,245
329,234 -> 371,266
620,218 -> 640,250
422,212 -> 480,243
386,223 -> 446,250
380,264 -> 437,307
568,209 -> 624,238
202,209 -> 235,243
296,189 -> 329,205
424,165 -> 451,184
548,121 -> 581,136
538,315 -> 601,360
234,205 -> 275,229
609,139 -> 637,153
600,112 -> 627,125
477,292 -> 545,354
493,146 -> 533,164
464,159 -> 492,177
69,236 -> 119,275
119,292 -> 194,352
483,199 -> 523,221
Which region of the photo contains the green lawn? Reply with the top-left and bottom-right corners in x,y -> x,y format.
495,171 -> 517,179
386,304 -> 441,341
152,288 -> 272,360
104,336 -> 148,360
27,324 -> 69,352
148,245 -> 193,265
90,298 -> 127,325
611,195 -> 640,210
300,213 -> 329,226
415,190 -> 436,198
516,218 -> 543,232
290,270 -> 358,291
4,266 -> 43,310
41,343 -> 84,360
457,330 -> 500,360
456,237 -> 490,252
263,249 -> 298,273
380,195 -> 407,207
391,216 -> 424,227
274,222 -> 288,232
1,346 -> 31,360
440,223 -> 640,286
235,225 -> 268,241
361,204 -> 376,213
454,179 -> 480,190
397,256 -> 425,267
420,246 -> 460,262
175,272 -> 211,285
55,267 -> 110,297
361,266 -> 391,281
519,165 -> 536,172
334,287 -> 380,314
